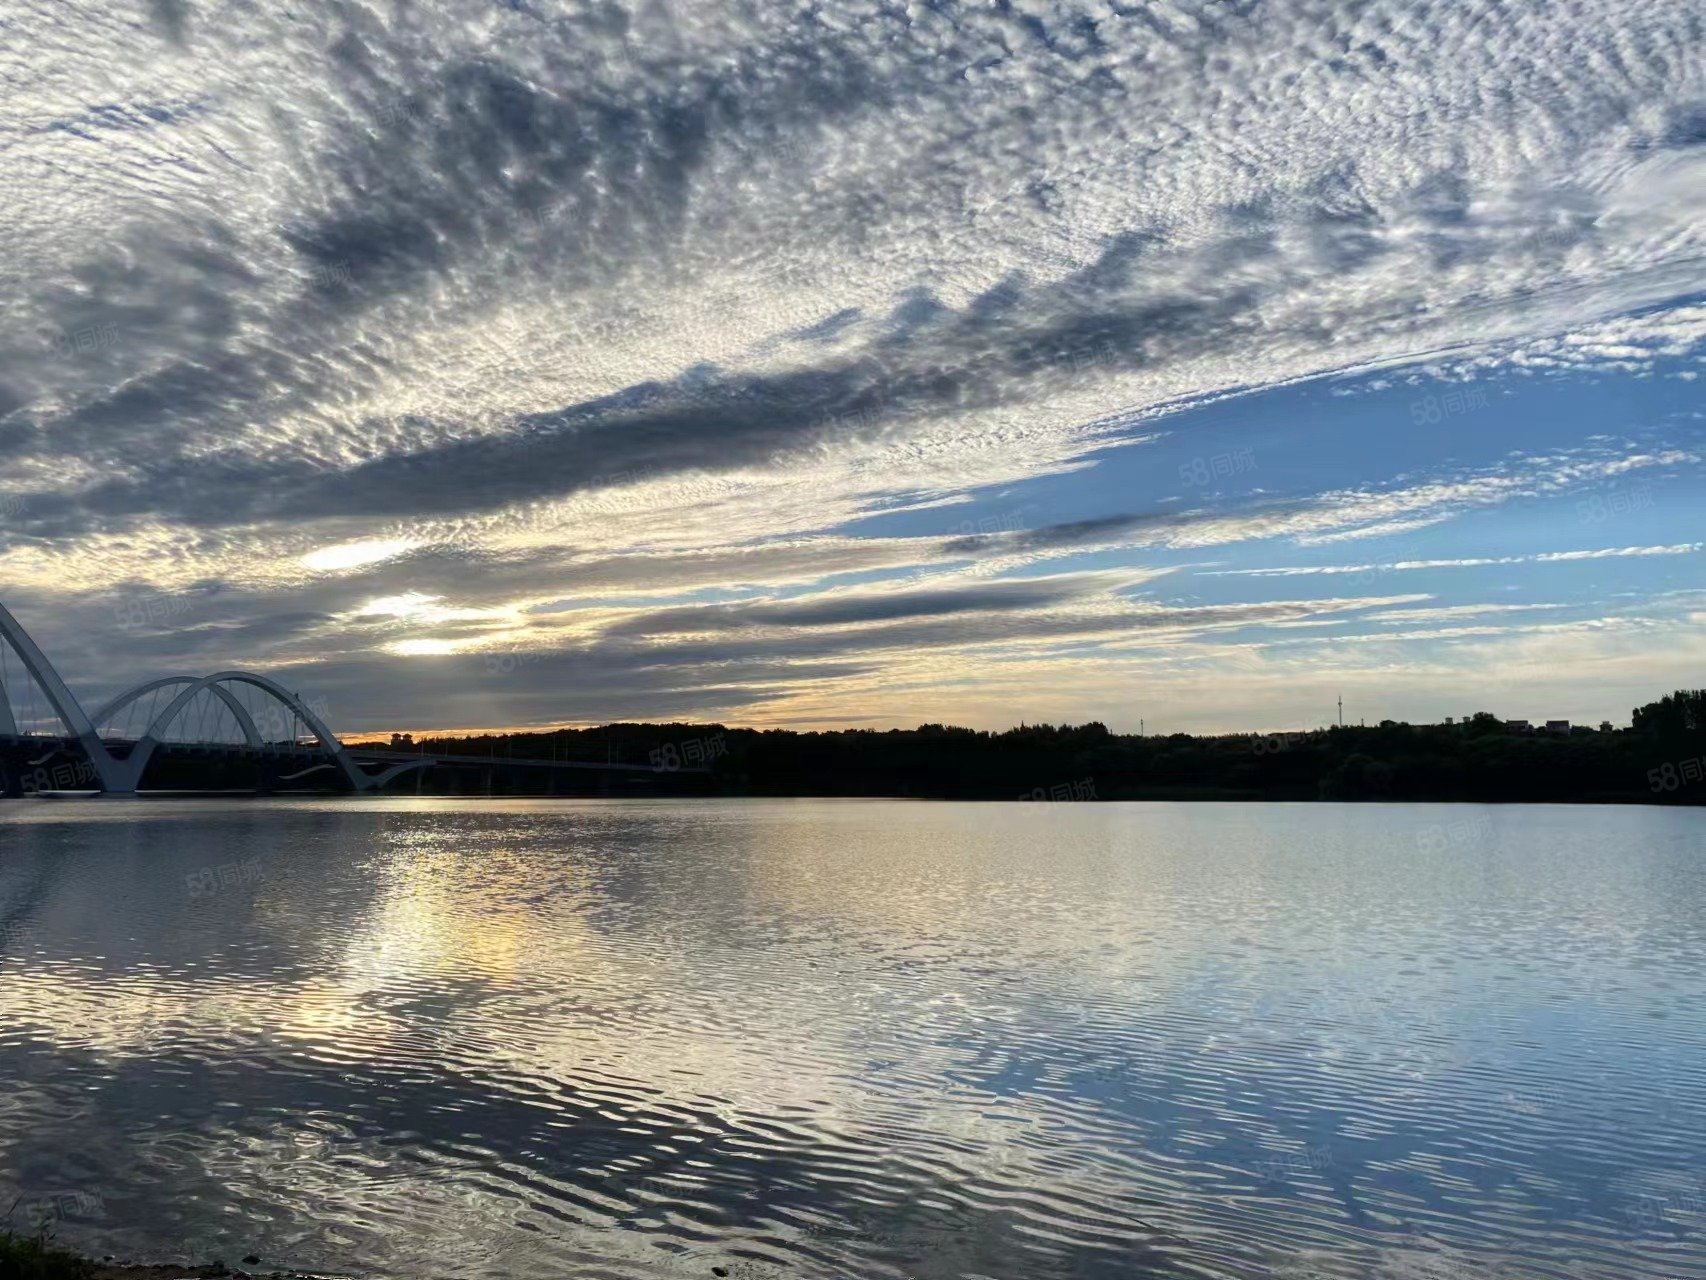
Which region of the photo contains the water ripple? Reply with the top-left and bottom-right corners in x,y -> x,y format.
1,799 -> 1703,1278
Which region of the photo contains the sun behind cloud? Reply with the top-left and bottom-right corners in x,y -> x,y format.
302,539 -> 421,574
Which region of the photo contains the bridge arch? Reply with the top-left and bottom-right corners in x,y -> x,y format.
1,599 -> 368,795
0,599 -> 125,790
94,676 -> 265,751
113,671 -> 367,793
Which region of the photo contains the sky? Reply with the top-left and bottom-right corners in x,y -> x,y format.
0,0 -> 1702,738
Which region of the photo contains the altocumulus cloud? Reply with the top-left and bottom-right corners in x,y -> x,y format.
0,0 -> 1702,730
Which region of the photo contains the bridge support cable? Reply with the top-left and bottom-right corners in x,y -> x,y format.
121,672 -> 368,793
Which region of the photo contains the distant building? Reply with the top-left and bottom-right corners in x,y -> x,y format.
1444,716 -> 1455,725
390,732 -> 414,749
1544,720 -> 1570,735
1599,721 -> 1614,733
1505,719 -> 1532,733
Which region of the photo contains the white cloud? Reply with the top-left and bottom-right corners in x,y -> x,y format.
1211,542 -> 1704,578
1365,602 -> 1571,624
302,539 -> 421,574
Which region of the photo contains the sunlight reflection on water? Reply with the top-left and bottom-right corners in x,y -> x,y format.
1,798 -> 1703,1279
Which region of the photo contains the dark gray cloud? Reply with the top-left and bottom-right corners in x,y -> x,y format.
10,232 -> 1265,538
604,572 -> 1137,635
264,648 -> 877,731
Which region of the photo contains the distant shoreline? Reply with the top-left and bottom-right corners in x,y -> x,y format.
7,791 -> 1699,807
8,691 -> 1706,806
87,1265 -> 320,1280
0,1233 -> 321,1280
331,701 -> 1706,807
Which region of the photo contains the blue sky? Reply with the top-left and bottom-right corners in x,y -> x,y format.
0,0 -> 1701,735
851,336 -> 1705,731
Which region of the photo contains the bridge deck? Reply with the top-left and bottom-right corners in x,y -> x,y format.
348,748 -> 709,774
2,735 -> 709,775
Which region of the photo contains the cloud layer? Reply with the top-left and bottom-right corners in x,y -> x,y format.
0,0 -> 1703,732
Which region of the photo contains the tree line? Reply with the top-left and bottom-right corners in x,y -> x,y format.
364,688 -> 1706,803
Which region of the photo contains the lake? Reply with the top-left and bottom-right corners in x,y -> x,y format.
0,799 -> 1701,1279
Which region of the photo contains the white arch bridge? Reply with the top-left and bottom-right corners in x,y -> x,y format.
0,598 -> 428,795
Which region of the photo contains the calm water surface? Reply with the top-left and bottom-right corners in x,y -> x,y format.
0,799 -> 1702,1279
